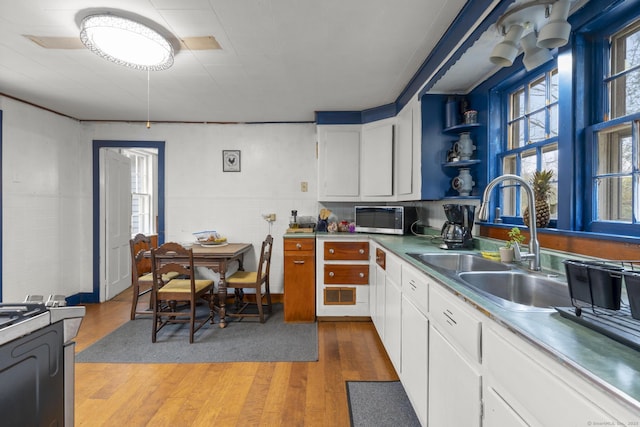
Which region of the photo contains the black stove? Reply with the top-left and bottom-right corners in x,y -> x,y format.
0,303 -> 48,329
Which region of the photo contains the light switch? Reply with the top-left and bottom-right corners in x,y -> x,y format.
301,181 -> 308,192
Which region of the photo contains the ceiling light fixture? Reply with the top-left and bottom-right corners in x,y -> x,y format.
521,31 -> 554,71
490,0 -> 572,70
537,0 -> 572,48
79,14 -> 174,71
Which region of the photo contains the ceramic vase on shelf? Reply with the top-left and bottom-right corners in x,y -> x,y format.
453,132 -> 476,160
452,168 -> 474,196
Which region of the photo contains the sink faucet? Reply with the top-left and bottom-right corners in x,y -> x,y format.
478,174 -> 541,271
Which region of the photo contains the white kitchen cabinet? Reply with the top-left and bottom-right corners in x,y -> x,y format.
400,263 -> 429,426
374,264 -> 385,335
484,386 -> 528,427
315,237 -> 370,317
368,242 -> 379,328
361,121 -> 394,200
484,324 -> 635,426
429,323 -> 482,427
395,98 -> 422,201
383,252 -> 402,373
428,284 -> 482,427
317,125 -> 360,201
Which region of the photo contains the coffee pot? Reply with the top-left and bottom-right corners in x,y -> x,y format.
440,204 -> 475,249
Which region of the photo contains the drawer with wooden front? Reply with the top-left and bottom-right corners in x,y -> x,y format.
324,264 -> 369,284
323,241 -> 369,261
284,238 -> 315,254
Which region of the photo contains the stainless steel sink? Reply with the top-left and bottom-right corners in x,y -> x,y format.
407,252 -> 511,273
457,271 -> 572,310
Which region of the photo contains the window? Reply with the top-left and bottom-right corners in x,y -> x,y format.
124,150 -> 155,236
589,19 -> 640,231
607,21 -> 640,120
498,68 -> 559,223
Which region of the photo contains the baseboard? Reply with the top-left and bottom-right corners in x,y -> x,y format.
317,316 -> 372,322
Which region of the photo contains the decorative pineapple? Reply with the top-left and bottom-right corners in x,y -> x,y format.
523,170 -> 553,228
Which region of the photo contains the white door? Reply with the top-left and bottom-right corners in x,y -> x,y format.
102,149 -> 132,300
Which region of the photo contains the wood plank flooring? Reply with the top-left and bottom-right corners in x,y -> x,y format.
74,288 -> 398,426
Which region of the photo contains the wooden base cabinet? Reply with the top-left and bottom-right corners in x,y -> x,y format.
283,237 -> 315,322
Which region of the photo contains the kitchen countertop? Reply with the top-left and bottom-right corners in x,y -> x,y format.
283,230 -> 640,411
369,233 -> 640,413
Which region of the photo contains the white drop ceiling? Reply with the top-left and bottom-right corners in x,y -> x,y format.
0,0 -> 487,123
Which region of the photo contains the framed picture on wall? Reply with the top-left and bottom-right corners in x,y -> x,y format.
222,150 -> 241,172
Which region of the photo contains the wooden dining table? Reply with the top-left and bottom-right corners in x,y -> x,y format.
146,242 -> 253,328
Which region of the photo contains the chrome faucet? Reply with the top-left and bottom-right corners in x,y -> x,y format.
478,174 -> 541,271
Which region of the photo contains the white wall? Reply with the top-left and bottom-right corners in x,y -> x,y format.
1,97 -> 93,302
1,96 -> 318,301
84,121 -> 319,294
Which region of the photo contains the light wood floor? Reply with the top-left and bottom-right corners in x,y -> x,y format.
74,288 -> 398,426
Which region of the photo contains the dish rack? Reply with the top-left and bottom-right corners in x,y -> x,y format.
556,259 -> 640,351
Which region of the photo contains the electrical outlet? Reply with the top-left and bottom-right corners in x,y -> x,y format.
263,213 -> 276,222
301,181 -> 308,192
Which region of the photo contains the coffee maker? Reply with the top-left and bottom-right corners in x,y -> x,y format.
440,204 -> 475,249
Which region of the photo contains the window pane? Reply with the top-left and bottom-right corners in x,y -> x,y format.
596,124 -> 632,174
521,149 -> 537,181
596,176 -> 633,221
502,155 -> 517,216
550,69 -> 559,103
529,76 -> 546,112
509,119 -> 525,149
512,88 -> 525,119
610,70 -> 640,118
549,104 -> 558,138
529,111 -> 546,143
542,145 -> 558,219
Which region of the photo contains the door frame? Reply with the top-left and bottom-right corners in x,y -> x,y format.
89,140 -> 165,304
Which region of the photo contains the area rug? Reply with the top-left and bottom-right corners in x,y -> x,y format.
76,304 -> 318,363
346,381 -> 421,427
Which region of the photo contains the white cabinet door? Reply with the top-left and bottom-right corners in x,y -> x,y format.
384,274 -> 402,373
374,263 -> 386,336
401,294 -> 428,426
361,122 -> 393,198
318,126 -> 360,201
428,324 -> 481,427
484,386 -> 528,427
395,106 -> 413,197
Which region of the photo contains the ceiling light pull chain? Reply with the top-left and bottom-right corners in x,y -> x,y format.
146,69 -> 151,129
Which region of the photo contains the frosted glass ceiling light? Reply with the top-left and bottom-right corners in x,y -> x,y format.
537,0 -> 572,48
80,14 -> 174,71
490,24 -> 524,67
521,31 -> 553,71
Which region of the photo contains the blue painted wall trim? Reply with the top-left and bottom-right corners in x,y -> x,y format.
88,140 -> 165,304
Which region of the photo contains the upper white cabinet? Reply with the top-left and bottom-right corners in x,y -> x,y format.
361,120 -> 394,198
317,98 -> 421,202
395,98 -> 422,201
317,125 -> 361,201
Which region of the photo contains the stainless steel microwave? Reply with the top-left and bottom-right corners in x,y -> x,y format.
354,206 -> 417,235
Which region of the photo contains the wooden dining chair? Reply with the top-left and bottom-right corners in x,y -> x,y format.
130,233 -> 180,320
130,233 -> 154,320
151,242 -> 215,343
225,235 -> 274,323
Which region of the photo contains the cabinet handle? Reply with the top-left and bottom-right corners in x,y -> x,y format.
329,271 -> 335,277
359,248 -> 365,254
359,272 -> 365,278
296,243 -> 302,249
294,260 -> 305,264
329,248 -> 335,254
